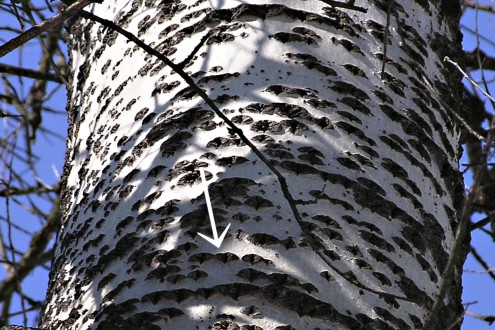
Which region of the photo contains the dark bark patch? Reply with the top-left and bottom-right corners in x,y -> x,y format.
118,184 -> 135,199
336,157 -> 363,171
284,52 -> 317,62
207,136 -> 244,148
347,152 -> 375,168
166,274 -> 186,284
393,184 -> 422,207
381,158 -> 409,178
334,83 -> 370,105
237,268 -> 268,282
215,94 -> 240,104
281,119 -> 309,135
188,270 -> 208,281
339,98 -> 372,117
320,270 -> 335,282
216,156 -> 250,167
302,60 -> 337,76
153,250 -> 182,265
134,108 -> 150,121
207,32 -> 235,44
342,215 -> 382,235
357,177 -> 386,196
116,216 -> 134,233
197,119 -> 217,131
373,89 -> 394,104
151,81 -> 180,96
240,305 -> 264,319
250,120 -> 284,133
264,85 -> 317,98
373,307 -> 410,329
304,98 -> 337,109
359,230 -> 395,252
232,115 -> 254,125
354,143 -> 379,158
298,153 -> 324,165
323,249 -> 341,261
334,121 -> 376,146
270,32 -> 318,45
331,37 -> 364,55
265,148 -> 295,160
97,273 -> 116,290
148,165 -> 166,178
280,160 -> 320,175
244,196 -> 274,210
198,72 -> 240,84
372,271 -> 392,286
247,233 -> 280,246
343,64 -> 367,77
292,26 -> 320,38
160,131 -> 192,157
145,265 -> 182,282
241,254 -> 273,266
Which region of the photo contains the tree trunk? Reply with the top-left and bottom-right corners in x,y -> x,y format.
41,1 -> 466,329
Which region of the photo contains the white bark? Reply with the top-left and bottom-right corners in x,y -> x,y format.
42,1 -> 465,329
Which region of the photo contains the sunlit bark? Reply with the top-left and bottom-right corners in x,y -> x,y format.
41,1 -> 466,329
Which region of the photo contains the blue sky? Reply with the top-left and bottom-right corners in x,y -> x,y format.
459,1 -> 495,329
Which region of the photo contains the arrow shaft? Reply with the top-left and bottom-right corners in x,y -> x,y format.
200,169 -> 218,239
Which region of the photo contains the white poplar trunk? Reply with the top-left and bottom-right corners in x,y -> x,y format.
41,1 -> 465,329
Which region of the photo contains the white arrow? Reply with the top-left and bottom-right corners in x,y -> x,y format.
197,168 -> 231,248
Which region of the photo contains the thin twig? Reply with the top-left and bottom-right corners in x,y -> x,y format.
468,245 -> 495,280
470,216 -> 490,230
445,56 -> 495,104
465,310 -> 495,325
420,74 -> 485,142
446,101 -> 485,141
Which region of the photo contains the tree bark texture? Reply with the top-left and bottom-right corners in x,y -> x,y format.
41,0 -> 466,329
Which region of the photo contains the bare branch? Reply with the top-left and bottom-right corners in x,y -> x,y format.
177,30 -> 214,69
0,184 -> 58,197
0,0 -> 98,58
465,48 -> 495,71
0,198 -> 60,307
445,56 -> 495,103
462,0 -> 495,13
469,245 -> 495,280
465,310 -> 495,325
0,63 -> 62,83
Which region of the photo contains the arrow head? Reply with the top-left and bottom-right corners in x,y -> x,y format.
198,223 -> 231,248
